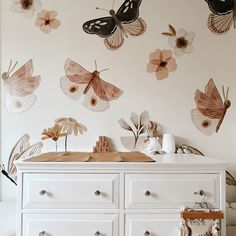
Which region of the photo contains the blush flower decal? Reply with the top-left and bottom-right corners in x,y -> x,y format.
11,0 -> 42,18
35,9 -> 61,33
146,49 -> 177,80
162,25 -> 195,57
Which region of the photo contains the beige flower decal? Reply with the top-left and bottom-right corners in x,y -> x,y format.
55,117 -> 87,151
146,49 -> 177,80
11,0 -> 42,18
55,117 -> 87,136
35,9 -> 61,33
162,25 -> 195,57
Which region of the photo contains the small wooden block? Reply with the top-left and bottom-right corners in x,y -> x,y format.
99,136 -> 105,142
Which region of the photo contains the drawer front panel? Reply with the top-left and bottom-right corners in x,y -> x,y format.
23,174 -> 119,209
126,214 -> 179,236
125,173 -> 220,209
23,214 -> 118,236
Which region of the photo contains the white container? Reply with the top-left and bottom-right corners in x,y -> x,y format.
162,134 -> 175,154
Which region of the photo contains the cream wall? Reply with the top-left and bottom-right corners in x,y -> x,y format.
1,0 -> 236,200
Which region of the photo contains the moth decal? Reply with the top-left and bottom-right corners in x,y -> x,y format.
1,59 -> 41,113
205,0 -> 235,34
60,58 -> 123,112
82,0 -> 146,50
191,79 -> 231,135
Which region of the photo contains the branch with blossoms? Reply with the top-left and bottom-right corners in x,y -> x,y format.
118,111 -> 149,148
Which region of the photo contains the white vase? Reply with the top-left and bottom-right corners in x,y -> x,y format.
162,134 -> 175,154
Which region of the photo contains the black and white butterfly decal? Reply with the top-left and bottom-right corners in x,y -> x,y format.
205,0 -> 235,34
82,0 -> 146,50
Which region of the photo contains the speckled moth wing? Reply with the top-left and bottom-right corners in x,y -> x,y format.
6,60 -> 41,97
191,109 -> 218,135
122,18 -> 146,36
64,58 -> 92,83
7,134 -> 30,175
204,79 -> 224,108
60,76 -> 86,101
208,12 -> 233,35
10,59 -> 33,80
104,26 -> 124,50
92,76 -> 123,101
83,88 -> 110,112
194,89 -> 224,119
6,94 -> 37,113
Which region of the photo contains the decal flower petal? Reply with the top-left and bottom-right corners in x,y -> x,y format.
168,28 -> 195,57
118,118 -> 132,131
55,117 -> 87,136
147,49 -> 177,80
11,0 -> 42,18
41,124 -> 67,141
35,9 -> 61,33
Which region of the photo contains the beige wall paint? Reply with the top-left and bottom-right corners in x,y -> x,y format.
1,0 -> 236,200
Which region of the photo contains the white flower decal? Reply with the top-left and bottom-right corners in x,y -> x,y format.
35,9 -> 61,33
162,25 -> 195,57
11,0 -> 42,18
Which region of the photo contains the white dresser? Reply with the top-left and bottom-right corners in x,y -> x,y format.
15,154 -> 228,236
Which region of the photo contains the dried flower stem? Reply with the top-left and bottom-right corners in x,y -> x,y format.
65,135 -> 68,152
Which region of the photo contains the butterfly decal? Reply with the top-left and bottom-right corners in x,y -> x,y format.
7,134 -> 43,181
1,59 -> 41,113
82,0 -> 146,50
205,0 -> 235,34
191,79 -> 231,135
60,58 -> 123,112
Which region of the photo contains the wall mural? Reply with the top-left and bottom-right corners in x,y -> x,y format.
1,59 -> 41,113
82,0 -> 146,50
191,79 -> 231,135
146,49 -> 177,80
205,0 -> 235,35
60,58 -> 123,112
162,25 -> 195,57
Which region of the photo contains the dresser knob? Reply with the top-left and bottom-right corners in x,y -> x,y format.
39,231 -> 46,236
94,231 -> 101,236
94,190 -> 101,196
39,190 -> 47,195
144,230 -> 150,236
145,190 -> 151,196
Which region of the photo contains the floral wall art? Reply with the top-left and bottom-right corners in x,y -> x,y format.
0,0 -> 236,211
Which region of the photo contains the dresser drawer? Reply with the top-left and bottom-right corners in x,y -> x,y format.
125,173 -> 220,209
23,174 -> 119,209
125,214 -> 179,236
23,214 -> 118,236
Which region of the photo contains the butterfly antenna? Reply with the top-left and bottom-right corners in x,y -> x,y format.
112,0 -> 116,9
226,86 -> 229,100
222,86 -> 226,101
96,7 -> 109,12
9,60 -> 18,74
94,60 -> 98,70
100,68 -> 109,73
7,60 -> 12,73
